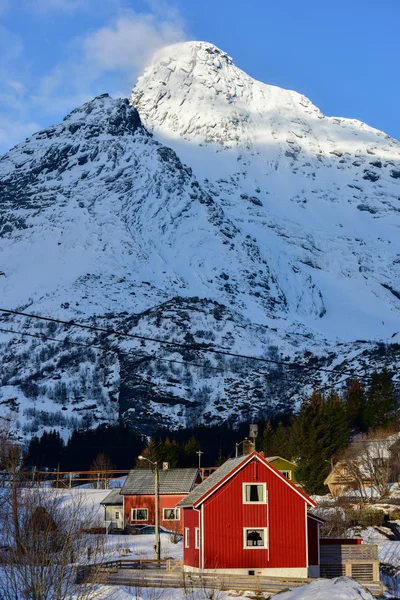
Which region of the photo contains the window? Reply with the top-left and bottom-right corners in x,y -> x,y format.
244,528 -> 268,549
280,470 -> 292,480
131,508 -> 148,521
185,528 -> 190,548
195,528 -> 200,549
243,483 -> 267,504
115,511 -> 120,520
163,508 -> 180,521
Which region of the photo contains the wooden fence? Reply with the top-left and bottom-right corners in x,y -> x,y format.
76,559 -> 385,597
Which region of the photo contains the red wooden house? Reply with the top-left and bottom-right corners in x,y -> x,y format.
120,467 -> 200,534
178,452 -> 322,577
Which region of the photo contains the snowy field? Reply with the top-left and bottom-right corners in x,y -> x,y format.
2,488 -> 398,598
72,577 -> 379,600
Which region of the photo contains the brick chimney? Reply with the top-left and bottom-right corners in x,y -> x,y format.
242,438 -> 255,455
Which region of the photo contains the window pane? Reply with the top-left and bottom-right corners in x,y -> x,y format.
246,529 -> 265,547
246,484 -> 263,502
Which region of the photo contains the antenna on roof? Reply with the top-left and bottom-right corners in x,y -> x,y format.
249,424 -> 258,448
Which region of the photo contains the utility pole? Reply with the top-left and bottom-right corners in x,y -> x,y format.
154,463 -> 160,562
138,455 -> 160,561
196,450 -> 204,469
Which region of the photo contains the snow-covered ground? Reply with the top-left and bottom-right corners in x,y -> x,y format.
72,577 -> 378,600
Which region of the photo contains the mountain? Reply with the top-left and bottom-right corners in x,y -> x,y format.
0,42 -> 399,439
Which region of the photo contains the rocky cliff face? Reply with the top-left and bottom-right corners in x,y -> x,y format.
0,43 -> 399,439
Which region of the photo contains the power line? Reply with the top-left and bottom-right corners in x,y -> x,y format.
0,307 -> 372,381
0,325 -> 344,390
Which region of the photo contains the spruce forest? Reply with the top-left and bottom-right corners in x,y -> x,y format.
25,368 -> 399,494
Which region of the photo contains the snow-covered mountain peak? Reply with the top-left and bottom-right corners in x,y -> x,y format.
131,40 -> 400,166
130,40 -> 321,147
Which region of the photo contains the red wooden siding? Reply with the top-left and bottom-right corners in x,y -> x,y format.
182,507 -> 200,568
202,458 -> 307,569
124,494 -> 186,534
307,517 -> 319,566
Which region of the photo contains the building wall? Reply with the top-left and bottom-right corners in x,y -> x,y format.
200,458 -> 308,570
104,505 -> 124,529
307,517 -> 320,569
182,507 -> 200,568
123,494 -> 186,533
269,458 -> 298,483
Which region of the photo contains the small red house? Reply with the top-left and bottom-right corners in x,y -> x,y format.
178,452 -> 322,578
120,467 -> 200,534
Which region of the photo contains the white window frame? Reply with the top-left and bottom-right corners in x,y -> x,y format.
185,527 -> 190,548
243,527 -> 268,549
195,527 -> 200,549
163,508 -> 180,521
131,508 -> 148,521
114,511 -> 120,520
242,482 -> 267,504
280,470 -> 292,480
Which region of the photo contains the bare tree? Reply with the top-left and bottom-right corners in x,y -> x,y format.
339,428 -> 395,500
0,486 -> 107,600
89,453 -> 114,489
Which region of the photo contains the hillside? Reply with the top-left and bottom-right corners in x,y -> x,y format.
0,42 -> 399,439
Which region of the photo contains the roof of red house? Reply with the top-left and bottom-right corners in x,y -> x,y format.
178,452 -> 316,508
121,468 -> 199,495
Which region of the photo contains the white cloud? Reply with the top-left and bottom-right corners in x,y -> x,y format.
0,2 -> 188,152
32,7 -> 187,113
0,116 -> 41,152
83,13 -> 186,75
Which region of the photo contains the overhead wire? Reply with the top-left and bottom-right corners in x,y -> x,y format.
0,307 -> 373,382
0,325 -> 345,391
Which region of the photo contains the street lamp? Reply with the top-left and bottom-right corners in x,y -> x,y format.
138,455 -> 160,561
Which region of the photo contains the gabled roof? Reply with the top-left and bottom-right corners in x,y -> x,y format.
265,456 -> 297,466
178,452 -> 316,508
178,455 -> 249,507
100,489 -> 123,506
121,468 -> 199,495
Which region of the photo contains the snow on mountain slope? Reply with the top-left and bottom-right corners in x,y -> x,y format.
131,41 -> 400,341
0,43 -> 399,439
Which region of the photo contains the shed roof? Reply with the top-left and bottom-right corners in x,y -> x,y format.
121,468 -> 199,495
178,452 -> 316,508
100,489 -> 123,506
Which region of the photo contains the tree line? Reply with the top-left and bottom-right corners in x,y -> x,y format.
25,368 -> 399,494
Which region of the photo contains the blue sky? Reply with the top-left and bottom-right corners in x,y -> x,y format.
0,0 -> 399,153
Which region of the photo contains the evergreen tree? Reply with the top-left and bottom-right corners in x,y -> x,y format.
215,447 -> 227,467
162,437 -> 180,468
344,378 -> 367,433
271,421 -> 291,459
262,422 -> 274,456
137,437 -> 159,467
364,368 -> 399,430
183,435 -> 200,466
25,430 -> 64,469
291,390 -> 349,494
